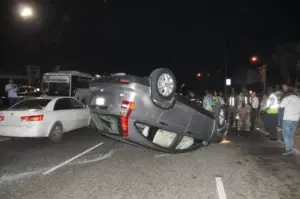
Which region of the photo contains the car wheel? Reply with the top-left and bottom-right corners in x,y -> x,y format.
215,106 -> 226,128
149,68 -> 177,109
48,122 -> 64,143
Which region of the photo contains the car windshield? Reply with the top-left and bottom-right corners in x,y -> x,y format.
10,99 -> 51,110
42,82 -> 70,96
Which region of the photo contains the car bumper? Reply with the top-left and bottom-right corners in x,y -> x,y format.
0,124 -> 48,138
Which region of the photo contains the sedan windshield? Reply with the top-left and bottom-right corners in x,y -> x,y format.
10,99 -> 51,110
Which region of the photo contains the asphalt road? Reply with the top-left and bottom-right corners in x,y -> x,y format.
0,129 -> 300,199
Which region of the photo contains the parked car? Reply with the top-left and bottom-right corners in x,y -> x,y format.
0,96 -> 91,142
89,68 -> 229,153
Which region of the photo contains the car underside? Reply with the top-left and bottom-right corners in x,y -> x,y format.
89,69 -> 229,153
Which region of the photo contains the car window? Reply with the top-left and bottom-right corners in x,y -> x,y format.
54,98 -> 71,110
69,98 -> 84,109
10,99 -> 51,110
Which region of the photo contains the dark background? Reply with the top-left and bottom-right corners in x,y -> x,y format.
1,0 -> 300,92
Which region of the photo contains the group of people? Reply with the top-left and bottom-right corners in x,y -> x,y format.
261,84 -> 300,155
202,84 -> 300,156
227,84 -> 300,155
226,88 -> 259,133
202,91 -> 225,112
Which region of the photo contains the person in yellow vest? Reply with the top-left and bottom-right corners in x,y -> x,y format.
203,91 -> 215,112
262,87 -> 279,140
212,90 -> 220,105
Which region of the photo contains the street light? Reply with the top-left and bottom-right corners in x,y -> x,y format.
251,56 -> 258,62
196,72 -> 201,78
19,5 -> 34,19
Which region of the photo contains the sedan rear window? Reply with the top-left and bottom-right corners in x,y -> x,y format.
10,99 -> 51,110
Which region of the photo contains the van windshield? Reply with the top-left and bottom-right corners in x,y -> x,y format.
42,82 -> 70,96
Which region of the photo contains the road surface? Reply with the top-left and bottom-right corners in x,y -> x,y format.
0,129 -> 300,199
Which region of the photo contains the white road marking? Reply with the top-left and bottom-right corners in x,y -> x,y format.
215,177 -> 227,199
43,142 -> 104,175
0,138 -> 10,142
154,153 -> 170,158
76,149 -> 115,164
0,169 -> 42,184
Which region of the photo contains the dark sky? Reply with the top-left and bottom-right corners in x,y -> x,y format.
1,0 -> 300,84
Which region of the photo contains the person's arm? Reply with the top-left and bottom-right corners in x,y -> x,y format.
5,85 -> 11,92
279,97 -> 288,108
253,97 -> 259,109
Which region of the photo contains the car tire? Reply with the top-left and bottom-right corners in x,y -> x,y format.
48,122 -> 64,143
210,106 -> 226,143
215,106 -> 226,128
149,68 -> 177,109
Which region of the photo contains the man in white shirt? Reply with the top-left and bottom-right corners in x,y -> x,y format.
279,92 -> 300,155
5,79 -> 19,106
250,91 -> 259,131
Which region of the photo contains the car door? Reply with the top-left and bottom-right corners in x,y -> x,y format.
68,98 -> 91,128
53,98 -> 77,131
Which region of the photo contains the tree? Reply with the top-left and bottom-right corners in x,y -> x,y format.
272,41 -> 300,84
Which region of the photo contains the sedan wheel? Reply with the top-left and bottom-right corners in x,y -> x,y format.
49,123 -> 64,143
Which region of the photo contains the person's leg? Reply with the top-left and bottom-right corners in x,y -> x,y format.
281,120 -> 297,155
269,114 -> 278,140
264,113 -> 271,136
227,108 -> 232,126
8,98 -> 13,107
250,109 -> 257,131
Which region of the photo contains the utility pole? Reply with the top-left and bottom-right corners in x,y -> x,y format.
224,39 -> 228,99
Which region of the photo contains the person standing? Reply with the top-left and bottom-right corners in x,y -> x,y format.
250,91 -> 259,131
262,87 -> 280,140
236,100 -> 251,133
212,90 -> 220,105
219,91 -> 225,105
279,89 -> 300,155
5,79 -> 19,107
227,88 -> 237,128
203,91 -> 215,112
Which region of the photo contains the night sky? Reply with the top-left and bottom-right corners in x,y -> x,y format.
1,0 -> 300,89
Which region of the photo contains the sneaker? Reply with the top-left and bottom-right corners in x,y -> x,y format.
282,150 -> 293,156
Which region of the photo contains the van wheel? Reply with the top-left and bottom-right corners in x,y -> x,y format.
49,122 -> 64,143
149,68 -> 177,109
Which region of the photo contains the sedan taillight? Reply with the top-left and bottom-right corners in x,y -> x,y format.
120,79 -> 130,84
120,100 -> 135,137
0,116 -> 4,121
21,115 -> 44,121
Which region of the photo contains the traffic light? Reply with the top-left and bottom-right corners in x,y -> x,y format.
196,72 -> 201,77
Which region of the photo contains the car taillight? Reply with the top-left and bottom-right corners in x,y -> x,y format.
120,78 -> 130,84
0,116 -> 4,121
120,100 -> 135,137
21,115 -> 44,121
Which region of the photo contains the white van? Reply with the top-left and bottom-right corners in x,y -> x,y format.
41,71 -> 93,104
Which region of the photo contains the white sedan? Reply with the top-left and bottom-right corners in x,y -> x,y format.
0,96 -> 91,142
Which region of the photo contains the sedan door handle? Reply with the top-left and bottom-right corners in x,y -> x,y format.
159,121 -> 168,126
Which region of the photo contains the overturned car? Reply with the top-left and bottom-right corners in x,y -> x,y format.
89,68 -> 229,153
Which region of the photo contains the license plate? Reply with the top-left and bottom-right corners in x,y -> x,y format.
96,97 -> 105,106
